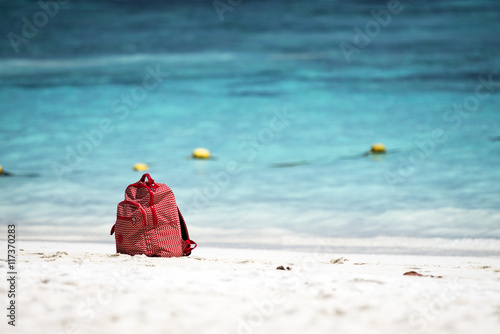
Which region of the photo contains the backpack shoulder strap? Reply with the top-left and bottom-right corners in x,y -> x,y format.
178,208 -> 196,256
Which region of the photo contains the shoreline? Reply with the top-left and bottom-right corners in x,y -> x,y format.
11,238 -> 500,258
11,224 -> 500,257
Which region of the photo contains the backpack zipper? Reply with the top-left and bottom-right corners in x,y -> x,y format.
148,184 -> 157,227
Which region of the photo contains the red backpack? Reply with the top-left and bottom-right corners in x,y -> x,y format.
110,173 -> 196,257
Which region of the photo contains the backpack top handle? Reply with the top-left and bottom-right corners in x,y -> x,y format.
139,173 -> 155,186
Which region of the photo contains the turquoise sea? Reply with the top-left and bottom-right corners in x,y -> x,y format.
1,0 -> 499,240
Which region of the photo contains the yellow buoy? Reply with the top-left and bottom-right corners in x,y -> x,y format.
0,165 -> 3,174
370,143 -> 386,154
133,163 -> 149,171
192,148 -> 210,159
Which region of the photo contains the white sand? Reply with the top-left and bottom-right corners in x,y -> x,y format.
1,240 -> 500,334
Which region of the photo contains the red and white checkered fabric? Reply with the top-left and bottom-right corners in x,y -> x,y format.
110,173 -> 196,257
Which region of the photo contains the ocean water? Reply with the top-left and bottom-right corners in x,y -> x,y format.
1,0 -> 499,241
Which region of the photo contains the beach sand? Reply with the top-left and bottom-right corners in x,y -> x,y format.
1,240 -> 500,334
